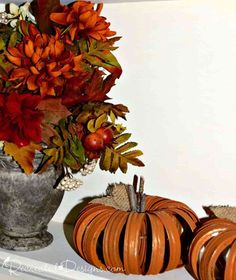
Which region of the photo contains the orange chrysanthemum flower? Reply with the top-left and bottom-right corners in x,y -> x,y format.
50,1 -> 116,44
6,26 -> 82,97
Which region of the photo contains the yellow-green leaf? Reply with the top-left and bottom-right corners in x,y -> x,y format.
8,32 -> 19,48
110,153 -> 119,173
110,110 -> 116,123
87,113 -> 108,133
100,148 -> 112,171
87,119 -> 96,133
116,142 -> 138,153
99,143 -> 144,174
123,150 -> 143,159
95,113 -> 107,130
119,157 -> 128,173
113,133 -> 131,147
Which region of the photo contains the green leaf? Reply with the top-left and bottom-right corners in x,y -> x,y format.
37,147 -> 63,174
8,31 -> 20,48
64,150 -> 78,169
69,136 -> 86,165
37,118 -> 86,172
84,39 -> 122,77
0,38 -> 5,51
78,38 -> 89,53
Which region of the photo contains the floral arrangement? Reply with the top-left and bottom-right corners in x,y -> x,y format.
0,0 -> 144,176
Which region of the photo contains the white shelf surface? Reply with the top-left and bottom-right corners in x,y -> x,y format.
0,221 -> 193,280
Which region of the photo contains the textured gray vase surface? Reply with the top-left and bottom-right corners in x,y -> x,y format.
0,151 -> 64,251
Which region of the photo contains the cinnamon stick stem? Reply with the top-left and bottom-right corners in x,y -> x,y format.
133,174 -> 138,193
128,175 -> 146,212
140,193 -> 146,213
128,184 -> 137,211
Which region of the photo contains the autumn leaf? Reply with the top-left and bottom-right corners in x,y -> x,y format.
111,104 -> 129,120
40,123 -> 56,144
62,70 -> 117,107
4,142 -> 42,175
82,39 -> 122,77
87,113 -> 108,133
37,98 -> 71,125
84,70 -> 117,102
30,0 -> 62,34
77,103 -> 129,121
113,133 -> 131,147
0,28 -> 17,78
99,138 -> 144,173
37,120 -> 85,173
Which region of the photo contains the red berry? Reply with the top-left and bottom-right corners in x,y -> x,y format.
85,150 -> 101,160
96,127 -> 113,145
83,133 -> 104,151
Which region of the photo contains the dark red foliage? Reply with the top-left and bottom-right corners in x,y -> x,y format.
31,0 -> 62,34
0,93 -> 43,147
61,70 -> 117,107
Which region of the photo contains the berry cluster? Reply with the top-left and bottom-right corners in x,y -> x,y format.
57,175 -> 83,191
83,127 -> 113,152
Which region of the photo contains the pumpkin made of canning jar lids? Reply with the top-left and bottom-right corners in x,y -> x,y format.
187,206 -> 236,280
73,175 -> 199,275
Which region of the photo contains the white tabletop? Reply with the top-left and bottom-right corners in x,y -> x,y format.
0,222 -> 193,280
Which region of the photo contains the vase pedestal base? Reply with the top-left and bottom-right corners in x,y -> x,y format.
0,230 -> 53,251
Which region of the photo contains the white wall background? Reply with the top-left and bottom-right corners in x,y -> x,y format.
1,0 -> 236,222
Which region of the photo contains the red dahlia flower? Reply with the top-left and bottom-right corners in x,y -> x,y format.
0,93 -> 43,147
6,26 -> 82,97
50,1 -> 116,44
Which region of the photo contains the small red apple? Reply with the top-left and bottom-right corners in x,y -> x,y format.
83,133 -> 104,151
96,127 -> 113,145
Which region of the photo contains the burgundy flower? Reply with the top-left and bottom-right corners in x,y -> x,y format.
0,93 -> 43,147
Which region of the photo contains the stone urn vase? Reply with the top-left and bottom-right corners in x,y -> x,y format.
0,151 -> 64,251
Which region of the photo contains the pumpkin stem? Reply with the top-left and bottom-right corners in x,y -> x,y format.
128,184 -> 137,211
128,175 -> 146,212
133,174 -> 138,193
137,176 -> 145,212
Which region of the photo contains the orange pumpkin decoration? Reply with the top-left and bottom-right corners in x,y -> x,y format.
73,176 -> 199,275
188,208 -> 236,280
